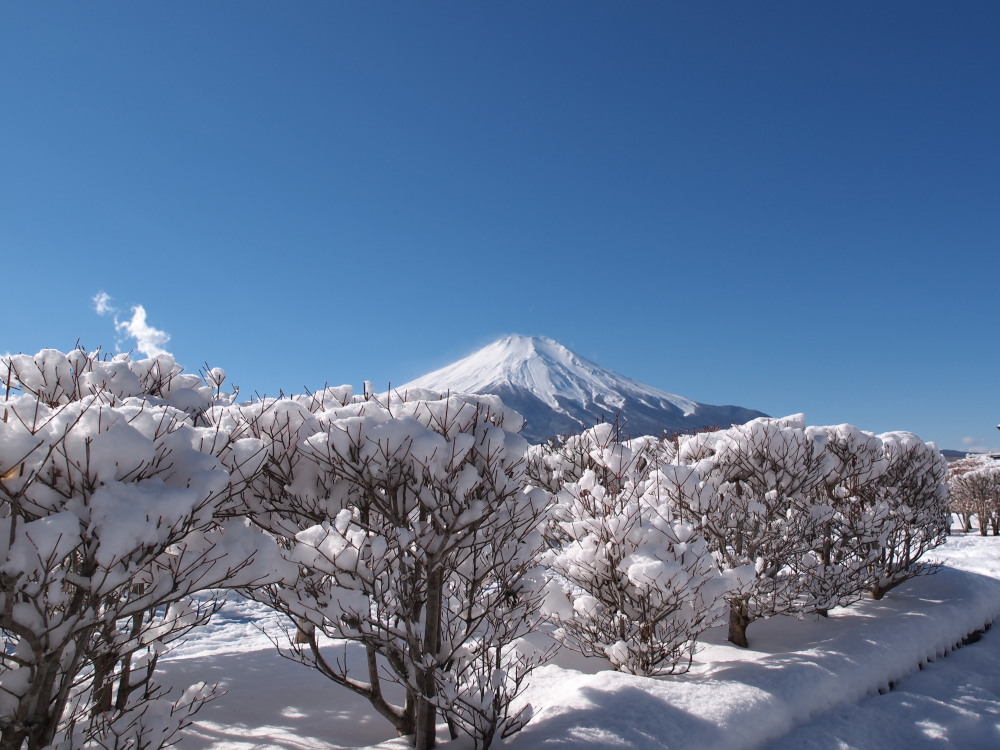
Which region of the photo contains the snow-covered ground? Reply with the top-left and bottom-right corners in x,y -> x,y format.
161,532 -> 1000,750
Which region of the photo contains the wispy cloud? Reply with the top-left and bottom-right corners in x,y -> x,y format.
92,291 -> 172,358
959,436 -> 998,454
92,291 -> 114,316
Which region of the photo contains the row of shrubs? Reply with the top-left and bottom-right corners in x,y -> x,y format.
530,416 -> 949,672
0,348 -> 949,750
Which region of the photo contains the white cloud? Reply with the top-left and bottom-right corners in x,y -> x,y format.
961,436 -> 980,446
93,291 -> 116,316
115,305 -> 172,358
93,292 -> 173,358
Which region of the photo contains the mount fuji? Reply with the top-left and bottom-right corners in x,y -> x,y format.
397,335 -> 768,444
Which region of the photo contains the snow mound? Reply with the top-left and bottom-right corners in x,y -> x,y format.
507,566 -> 1000,750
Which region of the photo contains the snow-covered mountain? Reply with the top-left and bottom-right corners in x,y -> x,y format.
398,335 -> 768,443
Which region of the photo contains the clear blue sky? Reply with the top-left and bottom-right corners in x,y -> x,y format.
3,2 -> 998,451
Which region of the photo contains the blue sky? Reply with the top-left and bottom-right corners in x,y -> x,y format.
3,2 -> 998,451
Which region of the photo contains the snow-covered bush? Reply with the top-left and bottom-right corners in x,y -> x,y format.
525,430 -> 599,494
861,431 -> 949,599
52,680 -> 219,750
526,422 -> 663,494
949,455 -> 1000,535
0,349 -> 281,750
669,415 -> 832,647
797,423 -> 890,616
540,424 -> 727,675
666,417 -> 949,643
1,347 -> 233,416
232,389 -> 550,750
531,408 -> 950,653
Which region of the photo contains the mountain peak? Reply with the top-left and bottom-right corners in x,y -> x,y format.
401,335 -> 653,411
476,334 -> 563,362
399,335 -> 767,443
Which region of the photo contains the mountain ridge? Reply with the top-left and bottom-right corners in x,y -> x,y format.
398,335 -> 768,443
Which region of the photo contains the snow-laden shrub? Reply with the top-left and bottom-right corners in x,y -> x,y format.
797,423 -> 891,615
233,390 -> 550,750
1,347 -> 232,415
664,416 -> 949,644
863,431 -> 949,599
0,349 -> 283,750
540,424 -> 727,675
525,429 -> 601,494
669,415 -> 833,646
51,681 -> 219,750
949,454 -> 1000,535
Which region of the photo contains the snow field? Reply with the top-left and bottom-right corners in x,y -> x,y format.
161,535 -> 1000,749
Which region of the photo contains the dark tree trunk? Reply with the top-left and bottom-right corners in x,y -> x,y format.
727,600 -> 751,648
0,729 -> 27,750
91,649 -> 116,717
415,567 -> 445,750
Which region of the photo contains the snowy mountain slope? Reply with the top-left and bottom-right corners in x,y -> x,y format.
397,335 -> 767,443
